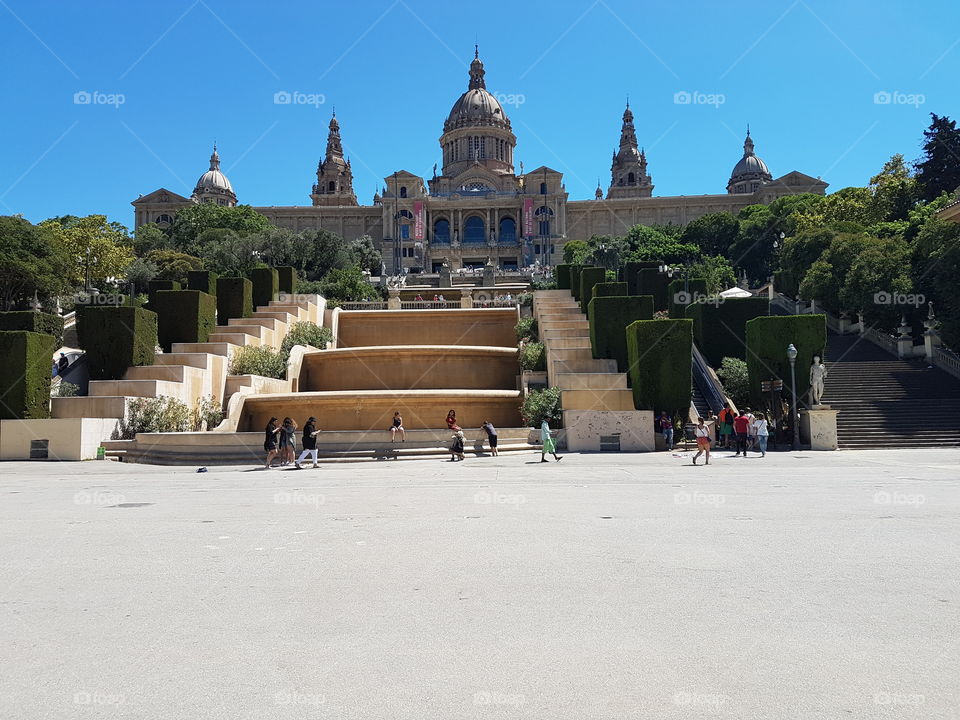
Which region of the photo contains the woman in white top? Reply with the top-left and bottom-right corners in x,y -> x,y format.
753,412 -> 769,457
692,416 -> 711,465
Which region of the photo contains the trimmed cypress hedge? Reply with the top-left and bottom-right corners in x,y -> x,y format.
0,311 -> 64,348
623,261 -> 662,295
276,266 -> 297,295
579,267 -> 606,313
555,264 -> 572,290
686,297 -> 770,366
569,265 -> 584,301
637,267 -> 670,310
74,295 -> 131,349
216,277 -> 254,322
588,295 -> 654,371
152,290 -> 217,352
250,267 -> 279,309
0,330 -> 56,419
147,280 -> 180,306
626,318 -> 692,414
592,282 -> 628,298
667,277 -> 708,318
745,314 -> 827,407
187,270 -> 218,297
81,306 -> 157,381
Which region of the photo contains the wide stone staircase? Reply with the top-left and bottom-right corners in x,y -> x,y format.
823,330 -> 960,448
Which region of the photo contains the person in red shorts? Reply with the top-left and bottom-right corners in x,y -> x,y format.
692,417 -> 711,465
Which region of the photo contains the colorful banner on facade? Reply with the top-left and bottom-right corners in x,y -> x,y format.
523,197 -> 534,237
413,201 -> 424,240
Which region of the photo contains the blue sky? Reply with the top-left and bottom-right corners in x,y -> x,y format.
0,0 -> 956,230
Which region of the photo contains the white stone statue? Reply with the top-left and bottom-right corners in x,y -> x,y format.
809,355 -> 827,405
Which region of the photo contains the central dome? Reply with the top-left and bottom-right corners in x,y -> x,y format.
443,53 -> 511,132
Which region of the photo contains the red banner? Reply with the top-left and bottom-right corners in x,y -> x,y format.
413,201 -> 424,240
523,197 -> 534,237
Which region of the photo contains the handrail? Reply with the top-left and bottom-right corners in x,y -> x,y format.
691,342 -> 733,415
933,346 -> 960,380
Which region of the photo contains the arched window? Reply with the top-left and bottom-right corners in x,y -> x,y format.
464,216 -> 485,243
399,186 -> 407,198
155,214 -> 173,225
627,172 -> 635,184
540,182 -> 547,194
434,218 -> 450,243
328,180 -> 335,192
535,206 -> 554,238
499,217 -> 516,243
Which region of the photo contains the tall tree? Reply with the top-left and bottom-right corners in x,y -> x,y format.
0,216 -> 70,309
915,114 -> 960,203
170,203 -> 271,255
869,154 -> 919,222
679,212 -> 740,257
40,215 -> 134,289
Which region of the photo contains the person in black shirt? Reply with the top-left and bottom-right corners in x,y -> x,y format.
295,417 -> 320,469
263,417 -> 281,469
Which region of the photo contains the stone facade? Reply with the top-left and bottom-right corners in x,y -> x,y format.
132,51 -> 828,272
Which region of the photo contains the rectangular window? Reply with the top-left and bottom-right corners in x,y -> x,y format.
400,225 -> 409,239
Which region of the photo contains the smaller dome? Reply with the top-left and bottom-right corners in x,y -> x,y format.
194,145 -> 234,194
728,129 -> 772,191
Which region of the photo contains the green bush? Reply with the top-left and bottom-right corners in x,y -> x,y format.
579,267 -> 606,312
569,265 -> 584,301
518,341 -> 546,371
745,315 -> 827,407
119,396 -> 190,439
250,267 -> 279,309
592,282 -> 628,298
0,311 -> 64,348
74,295 -> 132,348
279,321 -> 333,362
637,268 -> 671,310
517,292 -> 533,307
626,318 -> 692,414
521,386 -> 562,428
55,381 -> 79,397
622,261 -> 661,295
667,277 -> 708,318
147,279 -> 180,306
81,306 -> 157,381
191,395 -> 224,432
588,295 -> 654,372
187,270 -> 218,297
686,297 -> 770,366
716,357 -> 749,409
276,266 -> 297,294
216,277 -> 253,322
0,330 -> 56,419
228,345 -> 287,379
555,264 -> 572,290
151,290 -> 217,352
515,316 -> 539,342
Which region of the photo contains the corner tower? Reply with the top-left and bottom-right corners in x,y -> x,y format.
607,102 -> 653,199
312,111 -> 358,206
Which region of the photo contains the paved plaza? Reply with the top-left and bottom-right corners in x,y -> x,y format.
1,448 -> 959,719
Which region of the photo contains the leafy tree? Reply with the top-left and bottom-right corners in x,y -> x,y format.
792,187 -> 878,233
915,113 -> 960,203
562,239 -> 589,264
583,234 -> 628,270
869,154 -> 919,222
798,233 -> 874,313
839,236 -> 913,329
775,228 -> 835,297
0,215 -> 71,309
279,321 -> 333,361
680,212 -> 740,257
319,266 -> 375,302
349,234 -> 383,275
144,250 -> 205,284
730,205 -> 779,283
624,224 -> 698,263
686,255 -> 736,294
911,217 -> 960,347
716,357 -> 749,409
125,258 -> 158,293
40,214 -> 134,289
133,223 -> 172,255
170,203 -> 271,255
196,228 -> 262,277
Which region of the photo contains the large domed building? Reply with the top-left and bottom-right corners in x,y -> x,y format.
133,50 -> 827,272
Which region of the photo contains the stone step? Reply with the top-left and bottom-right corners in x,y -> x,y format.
229,316 -> 282,331
214,323 -> 265,339
561,388 -> 636,412
88,379 -> 183,399
208,331 -> 261,347
544,337 -> 592,350
267,303 -> 309,321
155,352 -> 216,369
124,364 -> 203,383
171,342 -> 239,357
51,395 -> 126,419
555,373 -> 628,390
253,310 -> 297,323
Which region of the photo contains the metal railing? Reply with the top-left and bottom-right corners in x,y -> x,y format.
339,302 -> 387,310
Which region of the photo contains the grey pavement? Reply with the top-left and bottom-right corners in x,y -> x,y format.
1,447 -> 959,719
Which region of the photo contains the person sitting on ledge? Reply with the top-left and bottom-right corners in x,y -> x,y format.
390,412 -> 405,442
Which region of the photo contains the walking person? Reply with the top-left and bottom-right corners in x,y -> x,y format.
658,410 -> 674,451
540,419 -> 562,463
277,417 -> 295,466
449,428 -> 465,461
295,417 -> 320,469
692,416 -> 711,465
753,412 -> 769,457
718,404 -> 734,449
263,417 -> 281,469
733,411 -> 750,456
481,420 -> 498,456
285,417 -> 298,464
745,407 -> 757,451
390,411 -> 405,442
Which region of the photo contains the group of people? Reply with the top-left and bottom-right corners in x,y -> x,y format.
687,406 -> 770,466
444,409 -> 500,461
263,416 -> 319,470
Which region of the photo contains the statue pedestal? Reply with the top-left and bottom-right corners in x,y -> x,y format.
800,406 -> 839,450
439,267 -> 452,289
387,288 -> 401,310
460,290 -> 474,309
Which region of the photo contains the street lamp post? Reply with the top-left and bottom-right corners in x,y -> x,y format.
393,171 -> 400,278
787,343 -> 799,449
